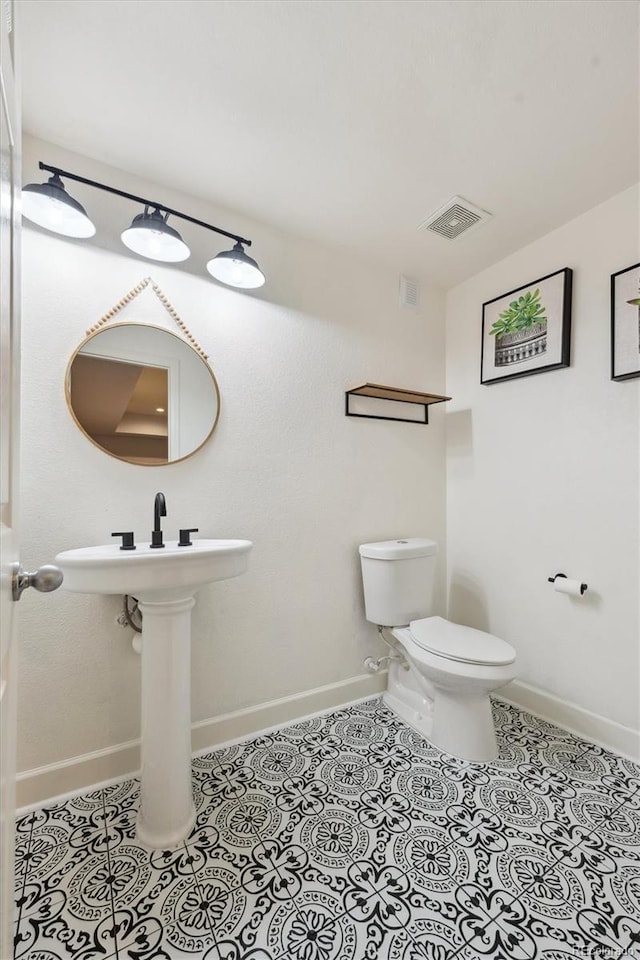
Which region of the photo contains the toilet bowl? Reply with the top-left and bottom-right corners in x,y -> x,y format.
359,539 -> 517,762
387,618 -> 516,762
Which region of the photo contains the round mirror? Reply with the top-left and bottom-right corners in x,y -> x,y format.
65,323 -> 220,465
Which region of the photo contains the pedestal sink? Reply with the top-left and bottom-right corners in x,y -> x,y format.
55,539 -> 252,848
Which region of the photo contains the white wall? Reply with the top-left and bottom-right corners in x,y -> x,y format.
446,185 -> 639,735
18,137 -> 447,774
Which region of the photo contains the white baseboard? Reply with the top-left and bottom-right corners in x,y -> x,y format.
500,679 -> 640,762
17,671 -> 387,810
18,672 -> 639,811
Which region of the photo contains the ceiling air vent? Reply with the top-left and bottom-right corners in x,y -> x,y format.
419,196 -> 492,241
399,275 -> 419,309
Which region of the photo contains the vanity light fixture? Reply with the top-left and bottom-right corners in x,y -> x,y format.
22,172 -> 96,238
121,208 -> 190,263
206,241 -> 266,289
22,162 -> 266,289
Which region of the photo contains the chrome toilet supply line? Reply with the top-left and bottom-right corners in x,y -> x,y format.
366,624 -> 435,715
364,656 -> 402,673
364,625 -> 410,674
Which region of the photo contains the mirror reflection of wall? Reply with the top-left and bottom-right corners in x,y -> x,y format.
70,355 -> 169,464
66,323 -> 220,465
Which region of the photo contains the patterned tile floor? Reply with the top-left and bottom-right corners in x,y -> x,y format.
13,697 -> 640,960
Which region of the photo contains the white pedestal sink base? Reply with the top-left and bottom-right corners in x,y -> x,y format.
55,538 -> 253,849
136,596 -> 196,849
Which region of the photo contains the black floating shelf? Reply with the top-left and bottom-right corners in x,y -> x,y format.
345,382 -> 452,424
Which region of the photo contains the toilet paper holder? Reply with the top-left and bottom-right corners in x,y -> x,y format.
547,572 -> 588,595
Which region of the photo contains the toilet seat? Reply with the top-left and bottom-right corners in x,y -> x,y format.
409,616 -> 516,666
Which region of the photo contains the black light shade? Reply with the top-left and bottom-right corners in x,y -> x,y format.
206,241 -> 265,289
121,208 -> 191,262
22,173 -> 96,238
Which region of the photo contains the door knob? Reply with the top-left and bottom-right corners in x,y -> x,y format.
12,563 -> 63,601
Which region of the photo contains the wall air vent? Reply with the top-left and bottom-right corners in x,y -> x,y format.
419,196 -> 492,241
399,275 -> 419,309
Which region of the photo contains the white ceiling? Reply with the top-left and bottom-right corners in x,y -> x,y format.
20,0 -> 639,288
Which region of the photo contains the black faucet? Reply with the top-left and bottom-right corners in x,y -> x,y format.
150,492 -> 167,548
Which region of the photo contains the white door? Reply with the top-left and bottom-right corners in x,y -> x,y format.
1,12 -> 63,952
1,4 -> 20,956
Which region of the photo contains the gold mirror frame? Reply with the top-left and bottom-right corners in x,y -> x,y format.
65,279 -> 221,466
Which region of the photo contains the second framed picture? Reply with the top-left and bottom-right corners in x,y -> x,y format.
481,268 -> 573,385
611,262 -> 640,381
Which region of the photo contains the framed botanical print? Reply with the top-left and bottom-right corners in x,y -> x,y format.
481,268 -> 572,385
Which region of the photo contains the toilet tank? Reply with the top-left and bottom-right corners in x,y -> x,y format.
359,538 -> 438,627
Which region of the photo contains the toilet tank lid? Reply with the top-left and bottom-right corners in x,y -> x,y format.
359,538 -> 438,560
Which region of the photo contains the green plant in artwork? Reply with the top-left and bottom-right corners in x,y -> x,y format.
490,288 -> 548,338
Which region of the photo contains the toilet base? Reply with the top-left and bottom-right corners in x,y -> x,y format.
383,687 -> 434,742
430,689 -> 498,763
385,658 -> 501,763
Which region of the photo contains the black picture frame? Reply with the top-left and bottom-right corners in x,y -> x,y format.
611,262 -> 640,382
480,267 -> 573,385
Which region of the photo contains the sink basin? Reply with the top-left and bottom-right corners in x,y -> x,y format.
55,536 -> 252,849
56,539 -> 252,601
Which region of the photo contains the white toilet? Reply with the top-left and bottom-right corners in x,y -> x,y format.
359,538 -> 517,762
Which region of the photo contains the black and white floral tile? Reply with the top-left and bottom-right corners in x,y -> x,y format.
13,697 -> 640,960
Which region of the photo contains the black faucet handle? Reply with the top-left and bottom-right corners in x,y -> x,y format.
178,528 -> 199,547
112,531 -> 136,551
